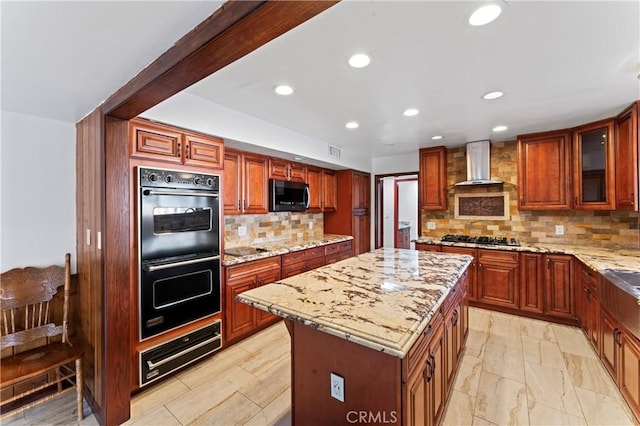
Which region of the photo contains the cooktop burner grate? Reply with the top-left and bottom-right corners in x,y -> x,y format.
440,234 -> 520,246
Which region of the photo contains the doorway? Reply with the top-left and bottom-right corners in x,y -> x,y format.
375,173 -> 418,249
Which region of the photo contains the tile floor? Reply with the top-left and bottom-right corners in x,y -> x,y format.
3,307 -> 637,425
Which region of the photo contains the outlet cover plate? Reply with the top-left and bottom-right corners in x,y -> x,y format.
330,373 -> 344,402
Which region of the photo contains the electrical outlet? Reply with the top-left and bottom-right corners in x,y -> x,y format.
427,222 -> 436,230
238,225 -> 247,237
330,373 -> 344,402
309,222 -> 313,229
555,225 -> 564,235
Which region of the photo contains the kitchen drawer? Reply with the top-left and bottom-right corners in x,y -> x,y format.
478,249 -> 518,264
404,312 -> 442,380
325,241 -> 352,256
225,256 -> 281,280
282,261 -> 307,279
581,264 -> 600,294
306,246 -> 325,260
282,250 -> 305,266
306,255 -> 324,270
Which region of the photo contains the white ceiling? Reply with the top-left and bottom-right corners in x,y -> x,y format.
2,1 -> 639,159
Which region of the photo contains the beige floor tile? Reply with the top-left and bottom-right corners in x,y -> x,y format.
473,415 -> 499,425
123,406 -> 181,426
528,403 -> 587,426
486,312 -> 521,338
553,324 -> 598,359
238,341 -> 290,377
245,388 -> 291,426
238,322 -> 290,355
575,387 -> 637,425
469,308 -> 493,333
130,376 -> 190,419
189,392 -> 262,425
176,343 -> 254,389
562,352 -> 622,399
465,329 -> 490,358
482,342 -> 525,383
475,370 -> 528,425
520,317 -> 557,342
524,361 -> 583,417
165,364 -> 256,424
522,335 -> 566,370
454,354 -> 483,396
486,332 -> 523,350
441,389 -> 475,426
238,355 -> 291,408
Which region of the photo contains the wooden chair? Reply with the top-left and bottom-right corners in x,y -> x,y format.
0,253 -> 84,421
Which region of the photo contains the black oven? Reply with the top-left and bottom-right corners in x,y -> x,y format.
138,167 -> 221,340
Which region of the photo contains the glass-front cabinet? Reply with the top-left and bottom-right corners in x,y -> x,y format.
572,119 -> 615,209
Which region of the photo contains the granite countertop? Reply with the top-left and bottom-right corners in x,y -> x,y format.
236,248 -> 472,357
223,234 -> 353,266
413,237 -> 640,274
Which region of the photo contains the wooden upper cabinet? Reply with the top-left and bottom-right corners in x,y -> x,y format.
306,166 -> 323,213
322,169 -> 338,212
183,132 -> 223,168
517,130 -> 572,210
352,172 -> 370,211
268,158 -> 306,182
419,147 -> 447,210
573,118 -> 616,210
223,150 -> 243,215
223,150 -> 268,215
129,118 -> 223,168
243,153 -> 269,214
615,102 -> 639,211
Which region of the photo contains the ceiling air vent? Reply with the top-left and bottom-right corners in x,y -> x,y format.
328,144 -> 341,158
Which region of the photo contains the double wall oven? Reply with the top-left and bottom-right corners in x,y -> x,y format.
138,167 -> 222,386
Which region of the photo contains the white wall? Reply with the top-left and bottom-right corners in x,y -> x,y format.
142,92 -> 372,172
1,110 -> 76,271
382,177 -> 395,247
371,153 -> 419,176
397,180 -> 418,249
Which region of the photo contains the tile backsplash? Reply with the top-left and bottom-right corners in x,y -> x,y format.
224,212 -> 324,247
420,141 -> 640,249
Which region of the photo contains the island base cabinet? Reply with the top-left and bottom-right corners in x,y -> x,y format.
620,330 -> 640,421
290,321 -> 402,425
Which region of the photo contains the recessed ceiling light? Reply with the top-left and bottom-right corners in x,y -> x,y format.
345,121 -> 359,129
492,125 -> 508,132
274,85 -> 293,95
293,156 -> 304,161
403,108 -> 419,117
348,53 -> 372,68
482,91 -> 504,100
431,135 -> 443,140
469,4 -> 502,26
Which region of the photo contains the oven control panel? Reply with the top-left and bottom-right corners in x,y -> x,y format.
139,167 -> 219,191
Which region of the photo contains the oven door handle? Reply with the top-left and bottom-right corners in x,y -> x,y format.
145,255 -> 220,272
146,335 -> 221,370
143,189 -> 219,198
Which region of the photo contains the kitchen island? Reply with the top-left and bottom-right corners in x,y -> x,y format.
237,248 -> 472,425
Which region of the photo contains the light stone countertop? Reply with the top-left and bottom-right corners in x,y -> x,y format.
413,237 -> 640,275
236,248 -> 472,357
222,234 -> 353,266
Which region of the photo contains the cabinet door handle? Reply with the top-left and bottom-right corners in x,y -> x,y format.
425,357 -> 433,382
177,141 -> 181,157
614,328 -> 622,346
575,196 -> 579,205
185,144 -> 190,159
429,353 -> 436,377
237,200 -> 241,210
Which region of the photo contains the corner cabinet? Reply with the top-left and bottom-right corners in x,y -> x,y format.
545,254 -> 574,318
419,147 -> 448,210
517,130 -> 572,210
615,102 -> 639,210
572,119 -> 616,210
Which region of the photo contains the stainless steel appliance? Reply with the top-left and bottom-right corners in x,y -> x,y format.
269,178 -> 310,212
138,167 -> 222,340
441,234 -> 520,246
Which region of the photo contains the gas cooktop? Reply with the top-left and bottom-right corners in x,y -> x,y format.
224,246 -> 269,257
441,234 -> 520,247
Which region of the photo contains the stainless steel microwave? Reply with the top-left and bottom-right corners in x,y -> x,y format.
269,179 -> 310,212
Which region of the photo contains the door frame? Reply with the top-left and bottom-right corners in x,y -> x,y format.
374,172 -> 418,249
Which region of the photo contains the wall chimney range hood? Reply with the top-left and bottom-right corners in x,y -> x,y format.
454,140 -> 503,186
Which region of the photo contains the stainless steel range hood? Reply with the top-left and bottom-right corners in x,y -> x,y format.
454,140 -> 503,186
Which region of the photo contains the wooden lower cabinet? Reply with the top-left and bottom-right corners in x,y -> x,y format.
577,263 -> 600,351
442,246 -> 477,302
415,243 -> 441,252
324,240 -> 353,264
601,307 -> 619,379
477,249 -> 519,309
224,257 -> 281,343
519,252 -> 544,314
545,255 -> 574,318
